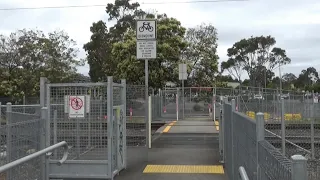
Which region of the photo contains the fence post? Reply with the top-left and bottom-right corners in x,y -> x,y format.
40,77 -> 47,108
212,86 -> 216,121
311,91 -> 315,159
40,107 -> 49,180
231,99 -> 236,180
53,110 -> 58,159
107,76 -> 114,178
256,112 -> 265,180
219,97 -> 223,163
0,102 -> 2,128
121,79 -> 127,169
6,102 -> 12,180
221,97 -> 228,162
148,96 -> 152,149
281,98 -> 286,155
176,87 -> 179,121
291,155 -> 307,180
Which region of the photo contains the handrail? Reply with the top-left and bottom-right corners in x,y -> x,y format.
239,166 -> 249,180
0,141 -> 69,173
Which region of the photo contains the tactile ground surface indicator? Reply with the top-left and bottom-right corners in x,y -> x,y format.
143,165 -> 224,174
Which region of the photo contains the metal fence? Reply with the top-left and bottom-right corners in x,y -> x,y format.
221,99 -> 308,180
0,103 -> 43,180
0,76 -> 130,180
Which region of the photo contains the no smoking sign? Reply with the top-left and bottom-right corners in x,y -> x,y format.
70,97 -> 83,110
68,96 -> 85,118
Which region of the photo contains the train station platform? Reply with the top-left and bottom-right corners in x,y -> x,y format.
115,118 -> 226,180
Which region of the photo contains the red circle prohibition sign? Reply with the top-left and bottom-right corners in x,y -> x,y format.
70,97 -> 83,110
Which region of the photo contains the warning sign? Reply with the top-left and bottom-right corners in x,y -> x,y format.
69,96 -> 85,118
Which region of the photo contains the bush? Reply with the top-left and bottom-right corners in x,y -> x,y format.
193,104 -> 202,111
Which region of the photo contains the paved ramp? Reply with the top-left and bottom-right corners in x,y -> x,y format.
114,118 -> 226,180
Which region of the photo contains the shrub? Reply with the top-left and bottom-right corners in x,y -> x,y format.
193,104 -> 202,111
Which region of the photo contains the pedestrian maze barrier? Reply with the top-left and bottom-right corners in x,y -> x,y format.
46,77 -> 127,179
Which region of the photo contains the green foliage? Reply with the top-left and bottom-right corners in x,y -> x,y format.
222,35 -> 291,87
183,23 -> 219,87
0,29 -> 83,99
193,103 -> 202,111
84,0 -> 188,89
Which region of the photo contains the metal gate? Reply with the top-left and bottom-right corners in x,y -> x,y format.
161,87 -> 215,120
44,77 -> 126,179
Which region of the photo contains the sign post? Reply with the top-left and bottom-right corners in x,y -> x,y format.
179,64 -> 187,120
136,19 -> 157,149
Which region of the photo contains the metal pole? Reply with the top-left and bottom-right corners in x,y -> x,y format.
281,98 -> 286,155
279,65 -> 283,95
182,80 -> 185,120
311,90 -> 315,159
145,59 -> 149,147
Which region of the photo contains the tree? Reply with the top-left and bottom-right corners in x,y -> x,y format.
84,0 -> 188,89
182,23 -> 219,87
223,35 -> 291,87
221,58 -> 243,82
0,29 -> 83,101
112,14 -> 187,88
251,65 -> 275,87
295,67 -> 319,89
282,73 -> 297,89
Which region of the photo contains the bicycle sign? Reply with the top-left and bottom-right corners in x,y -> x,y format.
136,20 -> 156,40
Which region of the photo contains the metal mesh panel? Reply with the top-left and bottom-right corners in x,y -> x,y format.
223,103 -> 232,177
258,140 -> 292,180
233,112 -> 257,180
126,85 -> 146,147
48,84 -> 108,160
0,111 -> 41,180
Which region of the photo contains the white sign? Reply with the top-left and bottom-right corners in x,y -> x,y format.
136,40 -> 156,59
179,63 -> 187,80
68,96 -> 85,118
314,96 -> 318,103
136,20 -> 156,40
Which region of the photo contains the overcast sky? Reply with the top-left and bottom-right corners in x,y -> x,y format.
0,0 -> 319,79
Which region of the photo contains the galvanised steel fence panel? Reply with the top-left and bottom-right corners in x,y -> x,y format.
258,140 -> 292,180
222,98 -> 307,180
126,85 -> 148,147
46,77 -> 127,179
223,103 -> 233,177
0,103 -> 42,180
233,111 -> 257,180
161,88 -> 178,119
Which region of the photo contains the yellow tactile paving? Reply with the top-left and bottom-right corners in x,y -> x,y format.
162,121 -> 177,133
214,121 -> 219,131
143,165 -> 224,174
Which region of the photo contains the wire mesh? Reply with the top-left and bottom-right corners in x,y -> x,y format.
126,85 -> 146,147
48,84 -> 109,161
258,140 -> 292,180
0,111 -> 41,180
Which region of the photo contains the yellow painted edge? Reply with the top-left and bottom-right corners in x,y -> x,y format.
162,121 -> 177,133
214,121 -> 219,131
143,165 -> 224,174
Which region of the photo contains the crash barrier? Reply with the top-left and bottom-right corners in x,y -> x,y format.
246,111 -> 302,121
221,99 -> 308,180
